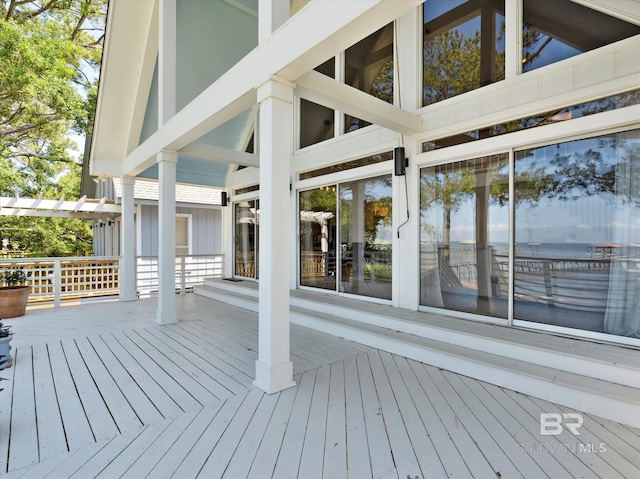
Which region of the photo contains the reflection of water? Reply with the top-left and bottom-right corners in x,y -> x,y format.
451,242 -> 633,260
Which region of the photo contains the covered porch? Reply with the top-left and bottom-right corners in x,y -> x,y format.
2,295 -> 639,478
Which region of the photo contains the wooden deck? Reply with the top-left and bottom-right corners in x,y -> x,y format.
1,295 -> 639,478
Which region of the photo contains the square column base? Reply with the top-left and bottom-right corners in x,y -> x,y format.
253,360 -> 296,394
155,308 -> 178,325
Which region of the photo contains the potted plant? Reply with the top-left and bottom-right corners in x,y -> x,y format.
0,321 -> 12,372
0,268 -> 31,318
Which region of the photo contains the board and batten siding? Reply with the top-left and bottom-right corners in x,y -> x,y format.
138,205 -> 222,256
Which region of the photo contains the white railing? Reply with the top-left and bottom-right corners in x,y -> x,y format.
0,256 -> 121,307
136,254 -> 224,296
0,254 -> 224,308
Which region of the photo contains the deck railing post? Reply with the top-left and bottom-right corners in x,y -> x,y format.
180,256 -> 186,294
54,259 -> 61,308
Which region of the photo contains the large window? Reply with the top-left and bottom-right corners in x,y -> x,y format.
299,175 -> 393,301
522,0 -> 640,72
420,129 -> 640,340
423,0 -> 505,106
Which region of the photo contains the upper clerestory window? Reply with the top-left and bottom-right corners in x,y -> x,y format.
423,0 -> 505,107
522,0 -> 640,72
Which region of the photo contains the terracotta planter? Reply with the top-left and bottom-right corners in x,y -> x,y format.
0,286 -> 31,318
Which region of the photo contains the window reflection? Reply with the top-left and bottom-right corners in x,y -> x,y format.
299,187 -> 337,291
522,0 -> 640,72
423,0 -> 505,106
300,59 -> 335,149
344,23 -> 394,133
234,200 -> 259,279
420,154 -> 509,318
299,176 -> 393,301
514,130 -> 640,338
340,176 -> 393,300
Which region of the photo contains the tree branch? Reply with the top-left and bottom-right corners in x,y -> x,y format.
0,115 -> 63,138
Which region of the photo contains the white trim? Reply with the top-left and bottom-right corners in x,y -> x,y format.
513,320 -> 640,349
414,103 -> 640,168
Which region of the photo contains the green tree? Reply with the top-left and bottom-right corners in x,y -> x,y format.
0,0 -> 106,256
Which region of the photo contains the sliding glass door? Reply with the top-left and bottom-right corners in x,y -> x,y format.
419,128 -> 640,340
299,175 -> 392,300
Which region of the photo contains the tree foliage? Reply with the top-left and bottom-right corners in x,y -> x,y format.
0,0 -> 106,256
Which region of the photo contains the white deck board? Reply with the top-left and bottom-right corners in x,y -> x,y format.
343,355 -> 372,479
272,369 -> 316,478
431,367 -> 524,479
170,392 -> 248,478
165,323 -> 256,384
98,333 -> 183,419
480,380 -> 598,478
143,325 -> 249,395
145,398 -> 235,479
379,353 -> 448,479
322,361 -> 347,479
221,392 -> 279,479
456,374 -> 549,477
2,295 -> 639,478
112,331 -> 203,412
393,356 -> 469,478
31,344 -> 68,462
46,342 -> 95,450
409,360 -> 499,479
514,392 -> 629,479
88,335 -> 164,425
247,381 -> 299,479
357,353 -> 398,479
193,388 -> 264,478
298,364 -> 330,479
126,328 -> 229,402
60,339 -> 120,442
8,348 -> 39,471
368,351 -> 422,479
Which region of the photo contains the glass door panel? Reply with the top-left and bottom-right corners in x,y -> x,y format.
235,200 -> 257,278
514,130 -> 640,338
339,175 -> 392,300
419,154 -> 509,318
299,186 -> 337,290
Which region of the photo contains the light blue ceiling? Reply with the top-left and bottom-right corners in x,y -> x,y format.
138,0 -> 258,186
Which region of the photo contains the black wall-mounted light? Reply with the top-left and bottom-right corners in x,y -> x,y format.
221,191 -> 228,207
394,147 -> 408,176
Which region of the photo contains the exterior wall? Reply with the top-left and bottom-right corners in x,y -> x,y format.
225,2 -> 640,346
138,205 -> 222,256
93,204 -> 221,257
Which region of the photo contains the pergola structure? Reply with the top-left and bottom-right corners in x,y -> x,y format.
0,196 -> 120,220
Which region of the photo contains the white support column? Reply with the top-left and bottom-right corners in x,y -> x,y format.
254,76 -> 295,394
120,176 -> 137,301
158,0 -> 176,126
258,0 -> 290,43
156,150 -> 178,325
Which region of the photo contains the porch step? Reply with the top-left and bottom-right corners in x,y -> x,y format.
195,279 -> 640,428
